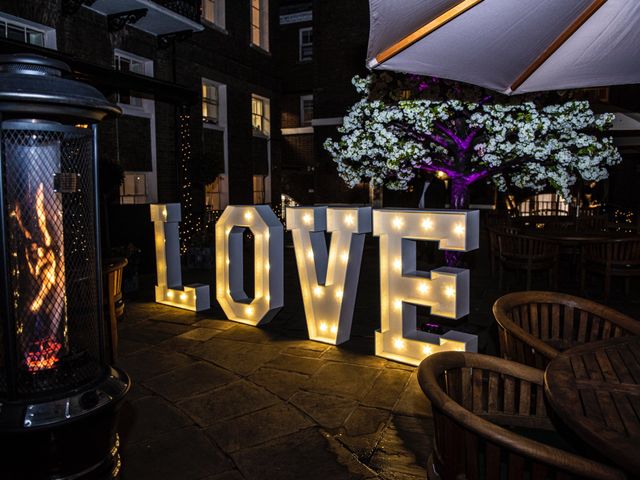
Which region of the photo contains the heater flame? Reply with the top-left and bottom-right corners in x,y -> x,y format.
26,338 -> 62,371
11,182 -> 67,372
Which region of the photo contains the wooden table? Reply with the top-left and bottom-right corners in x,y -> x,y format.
544,336 -> 640,474
528,229 -> 634,246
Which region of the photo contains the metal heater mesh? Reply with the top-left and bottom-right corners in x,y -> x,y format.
1,125 -> 102,397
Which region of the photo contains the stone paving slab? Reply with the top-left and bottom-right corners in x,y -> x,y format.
264,353 -> 324,375
303,362 -> 382,400
230,428 -> 360,480
368,415 -> 434,479
247,367 -> 310,400
118,347 -> 195,381
121,426 -> 233,480
119,395 -> 192,446
144,361 -> 239,402
187,338 -> 282,376
205,403 -> 313,453
177,380 -> 281,426
289,391 -> 360,430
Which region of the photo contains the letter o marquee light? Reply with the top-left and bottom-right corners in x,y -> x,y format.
374,209 -> 479,366
215,205 -> 284,326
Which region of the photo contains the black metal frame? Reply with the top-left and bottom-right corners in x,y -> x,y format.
0,53 -> 129,480
0,119 -> 106,401
0,114 -> 18,400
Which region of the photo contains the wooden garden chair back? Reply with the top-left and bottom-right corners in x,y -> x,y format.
497,233 -> 559,290
581,237 -> 640,301
487,225 -> 520,276
417,352 -> 625,480
493,291 -> 640,369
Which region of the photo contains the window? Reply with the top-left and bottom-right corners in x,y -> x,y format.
202,0 -> 225,29
253,175 -> 266,204
0,13 -> 56,49
300,95 -> 313,126
250,0 -> 269,51
120,174 -> 147,204
299,27 -> 312,61
202,82 -> 219,124
251,94 -> 270,137
202,78 -> 227,127
113,50 -> 157,204
114,52 -> 152,108
205,175 -> 228,210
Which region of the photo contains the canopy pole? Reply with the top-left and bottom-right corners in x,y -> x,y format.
373,0 -> 483,67
510,0 -> 608,92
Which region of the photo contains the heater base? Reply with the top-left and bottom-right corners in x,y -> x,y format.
0,367 -> 129,480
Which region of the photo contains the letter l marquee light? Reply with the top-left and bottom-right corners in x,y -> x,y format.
287,206 -> 371,344
150,204 -> 210,311
374,209 -> 479,366
216,205 -> 284,326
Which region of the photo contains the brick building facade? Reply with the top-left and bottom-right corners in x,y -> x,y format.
278,0 -> 371,206
0,0 -> 280,260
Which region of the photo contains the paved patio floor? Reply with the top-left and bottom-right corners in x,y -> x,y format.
115,237 -> 639,479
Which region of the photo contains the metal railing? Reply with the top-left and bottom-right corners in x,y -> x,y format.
156,0 -> 201,22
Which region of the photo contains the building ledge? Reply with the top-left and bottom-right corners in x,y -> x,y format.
88,0 -> 204,36
282,126 -> 313,135
311,117 -> 343,127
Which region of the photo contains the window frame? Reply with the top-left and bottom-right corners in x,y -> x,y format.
113,49 -> 157,205
202,82 -> 219,125
205,174 -> 229,211
253,174 -> 266,205
201,0 -> 226,30
113,50 -> 154,111
251,94 -> 271,138
300,94 -> 313,127
0,12 -> 56,49
298,27 -> 312,62
250,0 -> 269,52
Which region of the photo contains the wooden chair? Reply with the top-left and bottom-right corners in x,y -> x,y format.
493,291 -> 640,369
581,237 -> 640,302
487,226 -> 520,276
417,352 -> 626,480
576,214 -> 607,232
497,233 -> 559,290
103,257 -> 128,363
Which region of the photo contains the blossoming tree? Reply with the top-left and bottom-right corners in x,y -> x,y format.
325,75 -> 622,210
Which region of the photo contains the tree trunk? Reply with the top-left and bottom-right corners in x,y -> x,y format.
369,181 -> 383,208
445,177 -> 470,267
450,177 -> 470,209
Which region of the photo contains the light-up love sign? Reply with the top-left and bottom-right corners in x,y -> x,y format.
151,204 -> 479,366
150,204 -> 210,311
374,209 -> 479,366
287,206 -> 371,345
215,205 -> 284,326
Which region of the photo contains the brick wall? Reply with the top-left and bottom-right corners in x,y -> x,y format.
0,0 -> 281,209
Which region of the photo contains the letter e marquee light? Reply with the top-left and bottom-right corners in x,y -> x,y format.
216,205 -> 284,326
374,209 -> 479,366
150,204 -> 210,311
287,206 -> 371,344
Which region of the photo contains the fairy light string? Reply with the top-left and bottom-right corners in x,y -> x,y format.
178,111 -> 200,253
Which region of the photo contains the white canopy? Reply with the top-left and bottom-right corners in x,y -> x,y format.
367,0 -> 640,95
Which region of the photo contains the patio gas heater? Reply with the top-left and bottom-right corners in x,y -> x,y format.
0,54 -> 129,479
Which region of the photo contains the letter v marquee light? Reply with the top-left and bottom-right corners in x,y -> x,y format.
215,205 -> 284,326
287,206 -> 371,344
374,209 -> 479,366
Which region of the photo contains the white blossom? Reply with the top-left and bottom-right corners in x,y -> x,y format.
325,76 -> 621,198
